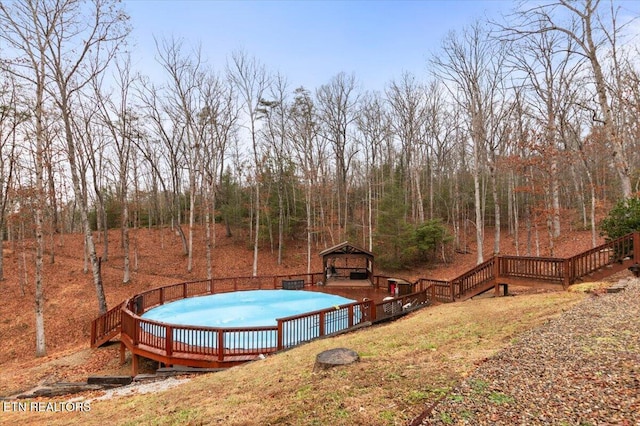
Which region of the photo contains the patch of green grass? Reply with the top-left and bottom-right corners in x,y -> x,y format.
448,394 -> 464,403
440,411 -> 453,424
407,386 -> 449,404
296,384 -> 312,400
326,391 -> 344,402
335,408 -> 349,418
379,410 -> 395,423
419,341 -> 438,350
387,372 -> 402,380
488,392 -> 514,405
469,379 -> 489,393
460,409 -> 474,420
407,390 -> 430,403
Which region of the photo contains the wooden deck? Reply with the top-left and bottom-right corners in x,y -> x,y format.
324,277 -> 373,288
90,231 -> 640,374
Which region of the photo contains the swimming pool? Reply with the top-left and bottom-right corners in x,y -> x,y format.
141,290 -> 358,349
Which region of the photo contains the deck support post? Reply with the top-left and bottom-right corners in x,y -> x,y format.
119,342 -> 126,365
634,232 -> 640,263
131,354 -> 139,376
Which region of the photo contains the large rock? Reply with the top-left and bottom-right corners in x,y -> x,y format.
314,348 -> 359,372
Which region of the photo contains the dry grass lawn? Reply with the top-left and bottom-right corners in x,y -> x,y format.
2,289 -> 587,426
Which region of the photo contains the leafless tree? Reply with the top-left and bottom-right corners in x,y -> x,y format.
154,37 -> 212,273
386,72 -> 428,224
432,21 -> 511,262
0,72 -> 28,281
94,55 -> 138,283
260,73 -> 292,265
227,50 -> 271,276
137,78 -> 189,255
356,91 -> 391,251
289,87 -> 323,272
503,0 -> 635,198
0,0 -> 54,353
316,72 -> 360,242
200,75 -> 237,278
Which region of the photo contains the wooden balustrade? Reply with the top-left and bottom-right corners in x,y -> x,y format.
498,256 -> 565,282
90,302 -> 124,348
113,276 -> 385,368
91,232 -> 640,370
568,233 -> 635,282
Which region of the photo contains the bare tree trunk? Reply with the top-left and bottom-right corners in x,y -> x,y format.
20,221 -> 27,296
489,160 -> 500,255
205,193 -> 213,280
34,63 -> 46,357
277,189 -> 283,265
253,184 -> 260,276
473,148 -> 484,264
122,200 -> 130,283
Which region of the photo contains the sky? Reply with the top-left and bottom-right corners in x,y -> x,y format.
122,0 -> 514,92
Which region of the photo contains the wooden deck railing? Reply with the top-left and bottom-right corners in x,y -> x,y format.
406,231 -> 638,300
568,233 -> 635,283
90,302 -> 125,348
91,232 -> 639,369
104,273 -> 440,368
498,256 -> 566,282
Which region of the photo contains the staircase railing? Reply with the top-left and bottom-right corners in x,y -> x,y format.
90,302 -> 124,348
91,232 -> 639,348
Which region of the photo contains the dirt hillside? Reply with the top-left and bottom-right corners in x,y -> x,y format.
0,224 -> 605,396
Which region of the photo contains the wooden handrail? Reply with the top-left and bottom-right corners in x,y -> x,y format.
92,231 -> 640,368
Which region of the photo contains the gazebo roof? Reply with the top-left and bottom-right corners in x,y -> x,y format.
319,241 -> 374,259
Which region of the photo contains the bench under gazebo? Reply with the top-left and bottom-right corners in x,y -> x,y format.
319,242 -> 374,287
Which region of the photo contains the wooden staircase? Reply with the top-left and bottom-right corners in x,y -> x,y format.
442,232 -> 639,302
90,232 -> 640,348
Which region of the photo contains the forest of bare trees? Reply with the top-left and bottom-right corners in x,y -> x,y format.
0,1 -> 638,354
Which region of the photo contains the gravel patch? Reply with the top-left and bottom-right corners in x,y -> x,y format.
417,278 -> 640,425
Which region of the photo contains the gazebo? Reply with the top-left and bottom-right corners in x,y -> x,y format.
319,242 -> 374,286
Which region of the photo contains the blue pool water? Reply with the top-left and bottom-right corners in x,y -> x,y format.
142,290 -> 355,327
141,290 -> 358,349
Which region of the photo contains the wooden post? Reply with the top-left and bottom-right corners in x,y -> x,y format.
218,330 -> 225,362
634,232 -> 640,262
90,319 -> 97,347
120,342 -> 126,365
160,287 -> 164,305
348,305 -> 354,328
369,300 -> 376,322
319,312 -> 325,337
132,318 -> 139,346
131,354 -> 139,376
277,320 -> 283,350
563,258 -> 571,289
165,326 -> 173,357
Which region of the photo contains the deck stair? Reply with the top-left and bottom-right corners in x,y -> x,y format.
607,279 -> 631,293
448,232 -> 638,301
89,232 -> 639,372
